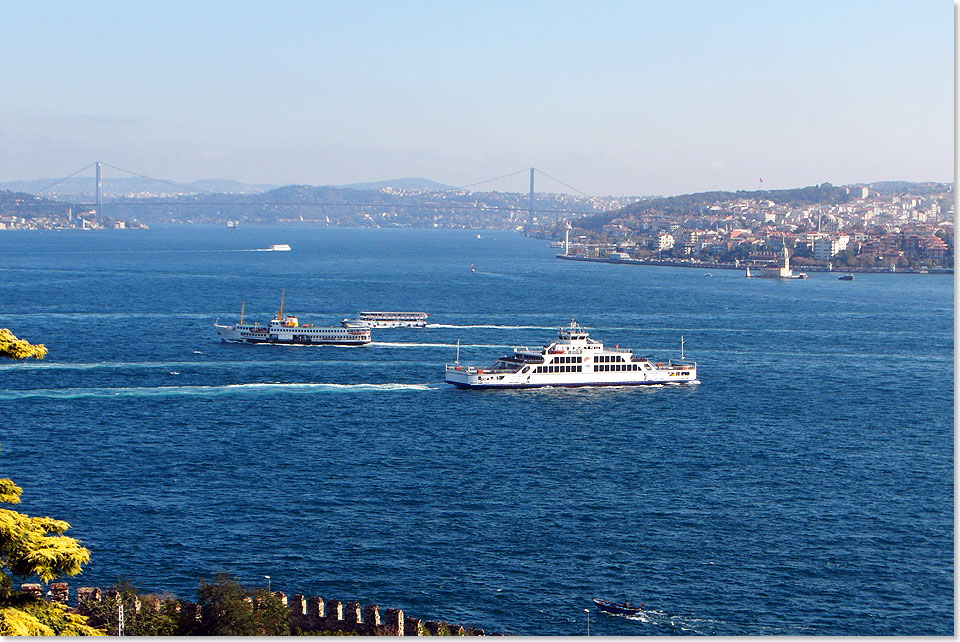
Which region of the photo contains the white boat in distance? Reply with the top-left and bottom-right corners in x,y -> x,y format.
445,320 -> 698,389
215,291 -> 370,345
267,244 -> 291,251
341,311 -> 428,328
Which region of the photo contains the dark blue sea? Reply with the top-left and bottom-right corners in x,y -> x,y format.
0,226 -> 953,635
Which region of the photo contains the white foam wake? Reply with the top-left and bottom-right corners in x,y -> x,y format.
425,324 -> 555,330
0,382 -> 438,400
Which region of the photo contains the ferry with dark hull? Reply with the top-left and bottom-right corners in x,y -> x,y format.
445,321 -> 698,389
215,292 -> 370,345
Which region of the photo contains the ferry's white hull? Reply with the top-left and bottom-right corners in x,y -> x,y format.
342,319 -> 427,329
445,367 -> 698,388
444,320 -> 698,390
342,311 -> 428,329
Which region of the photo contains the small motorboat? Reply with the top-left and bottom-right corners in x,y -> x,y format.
593,598 -> 644,615
838,274 -> 854,280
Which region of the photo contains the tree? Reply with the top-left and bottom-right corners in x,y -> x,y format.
77,581 -> 178,636
0,329 -> 47,360
196,573 -> 289,636
0,467 -> 100,635
0,339 -> 100,635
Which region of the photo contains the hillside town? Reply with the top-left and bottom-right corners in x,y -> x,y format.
0,181 -> 952,271
0,193 -> 146,230
541,183 -> 953,271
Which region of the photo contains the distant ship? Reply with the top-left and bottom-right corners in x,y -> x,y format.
445,320 -> 698,389
341,311 -> 428,329
267,244 -> 291,251
838,274 -> 854,280
215,291 -> 370,345
226,220 -> 239,229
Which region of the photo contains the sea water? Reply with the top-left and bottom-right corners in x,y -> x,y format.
0,226 -> 952,635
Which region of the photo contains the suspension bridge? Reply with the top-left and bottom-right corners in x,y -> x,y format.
27,162 -> 620,227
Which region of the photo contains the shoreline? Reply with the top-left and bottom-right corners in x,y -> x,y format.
555,254 -> 953,275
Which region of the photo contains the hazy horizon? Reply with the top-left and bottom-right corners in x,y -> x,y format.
1,1 -> 952,197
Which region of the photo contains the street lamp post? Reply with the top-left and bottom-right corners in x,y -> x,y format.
584,608 -> 590,636
264,575 -> 271,593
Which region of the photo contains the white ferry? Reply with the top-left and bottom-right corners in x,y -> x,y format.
267,244 -> 291,251
445,321 -> 698,389
341,311 -> 428,328
215,292 -> 370,345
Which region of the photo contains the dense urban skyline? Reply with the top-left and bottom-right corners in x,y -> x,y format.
1,1 -> 952,196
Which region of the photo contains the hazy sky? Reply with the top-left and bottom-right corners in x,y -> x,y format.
2,1 -> 952,196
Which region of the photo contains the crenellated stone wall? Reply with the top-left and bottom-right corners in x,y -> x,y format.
27,582 -> 490,636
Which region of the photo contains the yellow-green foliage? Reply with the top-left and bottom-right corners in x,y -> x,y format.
0,328 -> 47,360
0,605 -> 53,636
0,457 -> 101,635
0,481 -> 90,582
0,600 -> 102,636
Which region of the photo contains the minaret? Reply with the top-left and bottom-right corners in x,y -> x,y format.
563,221 -> 571,256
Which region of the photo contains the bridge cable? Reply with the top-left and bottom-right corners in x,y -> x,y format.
533,168 -> 593,199
444,168 -> 531,192
99,162 -> 218,194
34,163 -> 96,194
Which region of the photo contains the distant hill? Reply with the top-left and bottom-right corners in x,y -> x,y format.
865,181 -> 950,195
0,176 -> 452,199
333,178 -> 452,191
0,177 -> 280,199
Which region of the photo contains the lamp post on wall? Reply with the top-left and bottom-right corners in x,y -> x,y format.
264,575 -> 271,593
584,608 -> 590,636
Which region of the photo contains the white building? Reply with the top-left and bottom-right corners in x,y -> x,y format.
656,233 -> 675,251
813,235 -> 850,260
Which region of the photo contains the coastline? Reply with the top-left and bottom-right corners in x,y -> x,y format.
555,254 -> 954,275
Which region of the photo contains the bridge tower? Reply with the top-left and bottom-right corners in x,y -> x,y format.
95,161 -> 102,227
528,167 -> 535,223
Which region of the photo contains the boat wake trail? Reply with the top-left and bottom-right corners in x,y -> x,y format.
371,342 -> 511,349
0,382 -> 439,400
425,324 -> 555,330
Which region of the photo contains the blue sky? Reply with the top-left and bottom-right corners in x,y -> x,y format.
1,1 -> 952,196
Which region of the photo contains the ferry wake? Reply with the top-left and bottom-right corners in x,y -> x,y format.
444,320 -> 698,389
215,291 -> 371,345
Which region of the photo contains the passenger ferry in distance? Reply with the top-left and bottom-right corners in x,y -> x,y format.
445,320 -> 698,389
341,311 -> 429,328
215,291 -> 371,345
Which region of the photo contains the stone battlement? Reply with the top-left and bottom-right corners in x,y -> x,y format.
24,582 -> 490,636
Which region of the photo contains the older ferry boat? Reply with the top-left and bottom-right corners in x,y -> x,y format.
341,311 -> 428,328
445,321 -> 698,389
215,292 -> 370,345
